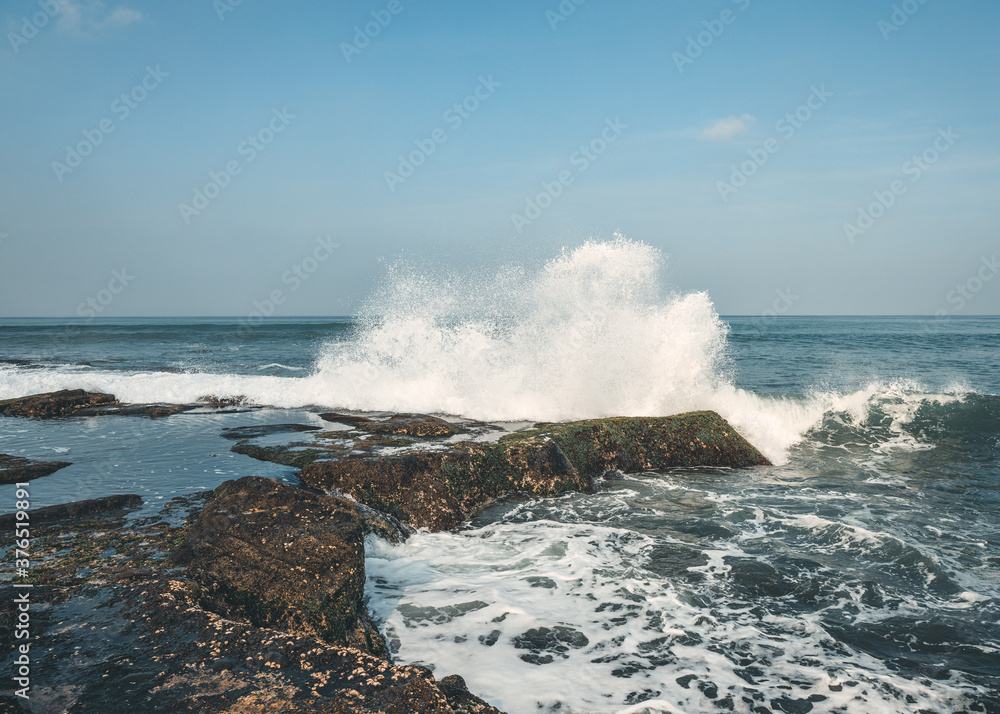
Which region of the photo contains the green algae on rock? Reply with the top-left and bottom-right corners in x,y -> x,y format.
0,389 -> 195,419
299,411 -> 767,532
501,411 -> 770,475
299,439 -> 586,532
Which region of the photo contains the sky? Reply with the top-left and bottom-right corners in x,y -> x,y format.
1,0 -> 998,318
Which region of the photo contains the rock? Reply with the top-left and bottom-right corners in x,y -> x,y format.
221,424 -> 323,440
230,441 -> 341,467
0,482 -> 505,713
0,453 -> 72,484
0,389 -> 116,418
503,411 -> 771,476
320,412 -> 458,438
169,476 -> 386,656
0,494 -> 142,529
0,389 -> 194,419
74,403 -> 196,418
318,412 -> 373,427
300,438 -> 586,531
300,411 -> 767,532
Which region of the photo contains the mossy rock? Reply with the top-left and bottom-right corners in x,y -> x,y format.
300,439 -> 584,532
500,411 -> 770,475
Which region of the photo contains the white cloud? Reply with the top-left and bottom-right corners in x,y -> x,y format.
699,114 -> 755,142
56,1 -> 143,35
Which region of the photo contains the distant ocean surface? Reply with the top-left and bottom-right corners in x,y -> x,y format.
1,240 -> 998,712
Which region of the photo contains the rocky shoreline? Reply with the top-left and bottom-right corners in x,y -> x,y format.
0,390 -> 770,712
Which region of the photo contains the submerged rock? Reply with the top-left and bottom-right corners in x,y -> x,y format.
300,438 -> 586,531
0,453 -> 72,484
503,411 -> 771,475
0,389 -> 194,419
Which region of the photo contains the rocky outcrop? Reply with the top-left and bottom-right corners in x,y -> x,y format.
299,412 -> 767,532
321,412 -> 459,438
0,482 -> 503,713
0,389 -> 116,417
0,453 -> 72,484
504,411 -> 771,475
0,389 -> 194,419
300,438 -> 585,531
170,476 -> 384,655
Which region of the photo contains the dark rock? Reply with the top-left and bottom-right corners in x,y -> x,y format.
199,394 -> 250,408
221,424 -> 323,440
0,494 -> 142,529
300,438 -> 586,531
74,403 -> 196,418
0,482 -> 505,713
437,673 -> 501,713
320,412 -> 458,438
0,389 -> 194,419
0,389 -> 116,418
502,411 -> 771,475
318,412 -> 373,427
169,476 -> 386,656
210,657 -> 238,672
0,454 -> 72,484
230,441 -> 339,468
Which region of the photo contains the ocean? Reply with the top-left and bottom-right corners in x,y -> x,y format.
1,240 -> 998,713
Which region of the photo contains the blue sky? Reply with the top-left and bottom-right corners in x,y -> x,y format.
1,0 -> 998,317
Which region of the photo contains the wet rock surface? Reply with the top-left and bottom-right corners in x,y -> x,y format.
0,493 -> 142,528
300,438 -> 586,531
220,424 -> 323,440
0,389 -> 195,419
169,476 -> 384,655
295,411 -> 766,532
0,482 -> 504,713
504,411 -> 771,475
0,454 -> 72,484
320,412 -> 459,438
